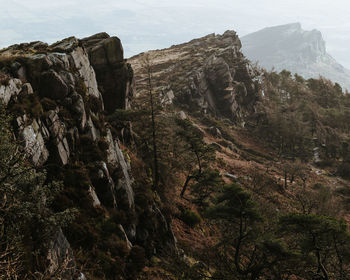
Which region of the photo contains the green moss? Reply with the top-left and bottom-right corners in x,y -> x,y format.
76,79 -> 88,97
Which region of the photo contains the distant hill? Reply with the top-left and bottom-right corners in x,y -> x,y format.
241,23 -> 350,91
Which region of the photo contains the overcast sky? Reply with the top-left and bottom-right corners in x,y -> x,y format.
1,0 -> 349,68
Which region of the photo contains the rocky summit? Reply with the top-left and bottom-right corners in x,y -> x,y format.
129,30 -> 260,125
241,22 -> 350,91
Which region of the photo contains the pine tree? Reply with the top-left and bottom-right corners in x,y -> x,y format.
279,213 -> 350,279
206,184 -> 292,279
175,118 -> 216,198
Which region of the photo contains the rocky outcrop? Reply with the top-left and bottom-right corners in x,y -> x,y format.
45,229 -> 77,279
18,117 -> 49,166
114,140 -> 135,210
46,110 -> 71,165
136,203 -> 177,256
0,78 -> 22,105
104,128 -> 135,210
0,33 -> 178,278
81,33 -> 134,113
0,36 -> 106,167
129,30 -> 260,124
90,160 -> 118,208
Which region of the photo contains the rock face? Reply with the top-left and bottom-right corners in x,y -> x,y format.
40,70 -> 69,100
20,118 -> 49,166
241,22 -> 350,91
81,33 -> 134,113
45,229 -> 77,278
129,30 -> 260,124
0,78 -> 22,105
114,140 -> 135,210
0,33 -> 177,278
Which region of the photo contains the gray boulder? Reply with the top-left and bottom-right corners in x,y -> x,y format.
0,78 -> 22,105
21,119 -> 49,166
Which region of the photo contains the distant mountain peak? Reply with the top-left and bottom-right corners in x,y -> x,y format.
241,23 -> 350,90
263,22 -> 302,32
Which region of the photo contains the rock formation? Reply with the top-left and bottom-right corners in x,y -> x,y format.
129,30 -> 260,125
241,22 -> 350,91
0,33 -> 176,279
81,33 -> 134,113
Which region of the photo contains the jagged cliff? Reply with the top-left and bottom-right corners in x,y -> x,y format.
241,22 -> 350,91
0,33 -> 176,279
129,30 -> 260,125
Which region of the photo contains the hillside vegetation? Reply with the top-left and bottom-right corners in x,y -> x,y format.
1,31 -> 350,280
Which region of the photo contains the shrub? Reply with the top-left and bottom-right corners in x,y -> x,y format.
79,135 -> 105,162
64,163 -> 91,190
315,159 -> 335,168
128,245 -> 146,272
41,97 -> 57,111
109,209 -> 128,226
181,209 -> 201,228
313,183 -> 325,190
338,162 -> 350,179
86,95 -> 103,113
65,217 -> 99,249
102,234 -> 129,258
51,193 -> 74,212
9,93 -> 43,118
0,71 -> 10,85
76,79 -> 87,97
58,108 -> 75,128
95,251 -> 124,277
100,218 -> 119,237
98,139 -> 109,157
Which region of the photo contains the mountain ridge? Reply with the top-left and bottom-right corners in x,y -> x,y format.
241,22 -> 350,90
2,29 -> 350,279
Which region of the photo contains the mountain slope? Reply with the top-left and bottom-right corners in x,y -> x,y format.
241,22 -> 350,91
2,29 -> 350,280
129,31 -> 350,279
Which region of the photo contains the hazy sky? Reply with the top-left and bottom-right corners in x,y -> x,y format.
1,0 -> 349,68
